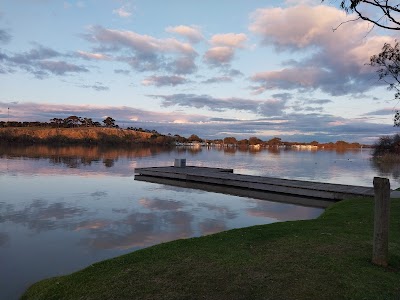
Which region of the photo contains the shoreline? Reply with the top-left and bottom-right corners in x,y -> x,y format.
21,197 -> 400,300
0,127 -> 370,149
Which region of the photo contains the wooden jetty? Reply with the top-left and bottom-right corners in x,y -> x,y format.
134,164 -> 377,208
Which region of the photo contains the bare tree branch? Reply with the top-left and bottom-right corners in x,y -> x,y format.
332,17 -> 362,31
323,0 -> 400,30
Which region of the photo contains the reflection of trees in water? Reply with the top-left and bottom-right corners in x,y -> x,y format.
49,156 -> 101,168
0,145 -> 174,169
0,144 -> 368,169
330,148 -> 360,155
267,147 -> 281,155
237,146 -> 248,153
186,147 -> 202,154
174,147 -> 203,154
0,145 -> 174,159
371,159 -> 400,180
223,147 -> 237,154
103,158 -> 115,168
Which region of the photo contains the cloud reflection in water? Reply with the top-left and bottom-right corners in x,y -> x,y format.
0,199 -> 87,233
247,200 -> 323,221
139,198 -> 184,211
0,232 -> 10,246
78,210 -> 194,250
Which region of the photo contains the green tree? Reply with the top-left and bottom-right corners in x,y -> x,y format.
50,118 -> 63,128
81,117 -> 94,127
336,140 -> 349,148
188,134 -> 203,143
267,137 -> 282,146
237,139 -> 249,146
223,136 -> 237,145
64,116 -> 80,127
249,136 -> 263,145
103,117 -> 116,128
174,134 -> 188,143
373,133 -> 400,157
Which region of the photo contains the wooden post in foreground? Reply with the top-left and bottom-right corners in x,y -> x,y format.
372,177 -> 391,267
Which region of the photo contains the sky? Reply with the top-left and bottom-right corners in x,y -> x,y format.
0,0 -> 399,143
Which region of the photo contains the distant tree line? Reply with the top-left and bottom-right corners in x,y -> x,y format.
174,135 -> 364,149
0,116 -> 168,136
126,127 -> 162,135
0,116 -> 118,128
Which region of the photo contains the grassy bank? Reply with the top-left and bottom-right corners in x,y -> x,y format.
22,198 -> 400,300
0,127 -> 173,145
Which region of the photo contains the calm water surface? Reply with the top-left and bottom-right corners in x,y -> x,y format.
0,145 -> 398,299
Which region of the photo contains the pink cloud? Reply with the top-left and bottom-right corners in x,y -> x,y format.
204,46 -> 234,66
248,5 -> 398,95
251,67 -> 324,89
85,26 -> 198,74
203,33 -> 247,67
249,5 -> 350,49
77,50 -> 110,60
210,33 -> 247,48
87,26 -> 196,55
165,25 -> 203,43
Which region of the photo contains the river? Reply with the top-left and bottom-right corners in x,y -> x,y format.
0,145 -> 398,299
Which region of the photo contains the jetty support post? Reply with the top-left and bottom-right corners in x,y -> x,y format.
372,177 -> 391,267
174,159 -> 186,168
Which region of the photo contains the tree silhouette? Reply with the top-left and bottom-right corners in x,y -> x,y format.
223,136 -> 237,145
81,117 -> 93,127
322,0 -> 400,31
188,134 -> 202,142
103,117 -> 116,128
249,136 -> 263,145
324,1 -> 400,125
237,139 -> 249,146
64,116 -> 80,127
369,41 -> 400,126
267,137 -> 282,146
50,118 -> 63,128
370,42 -> 400,97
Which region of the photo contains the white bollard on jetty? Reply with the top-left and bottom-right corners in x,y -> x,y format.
174,159 -> 186,168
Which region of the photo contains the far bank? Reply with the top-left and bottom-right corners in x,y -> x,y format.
0,127 -> 174,145
0,127 -> 371,150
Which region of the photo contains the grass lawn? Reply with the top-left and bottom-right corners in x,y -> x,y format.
22,197 -> 400,300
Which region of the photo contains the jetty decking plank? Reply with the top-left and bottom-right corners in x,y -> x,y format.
135,165 -> 375,201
